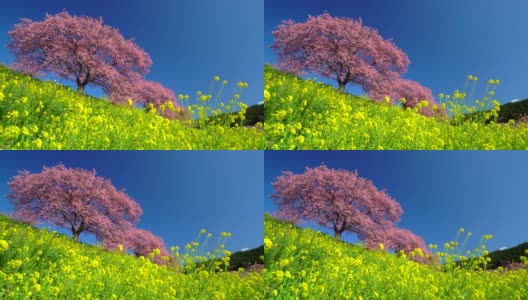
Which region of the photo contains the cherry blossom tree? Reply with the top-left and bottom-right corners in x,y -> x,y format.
102,227 -> 171,264
360,226 -> 432,263
110,79 -> 189,120
369,78 -> 440,116
8,11 -> 152,95
125,228 -> 169,258
272,13 -> 410,92
271,164 -> 403,241
7,164 -> 143,243
387,228 -> 428,253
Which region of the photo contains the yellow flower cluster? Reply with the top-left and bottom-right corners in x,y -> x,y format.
264,214 -> 528,299
0,214 -> 263,299
0,66 -> 263,149
264,65 -> 528,150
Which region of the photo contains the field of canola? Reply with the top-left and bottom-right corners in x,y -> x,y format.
0,65 -> 263,150
0,214 -> 263,299
264,65 -> 528,150
264,215 -> 528,299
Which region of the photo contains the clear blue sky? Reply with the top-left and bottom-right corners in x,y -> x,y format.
0,151 -> 264,253
265,0 -> 528,104
265,151 -> 528,253
0,0 -> 263,106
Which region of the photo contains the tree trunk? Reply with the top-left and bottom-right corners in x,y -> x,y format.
338,71 -> 350,92
77,84 -> 85,94
72,231 -> 80,242
334,223 -> 345,240
338,82 -> 346,92
72,220 -> 83,242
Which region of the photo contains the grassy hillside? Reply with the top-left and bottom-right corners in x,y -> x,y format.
264,214 -> 528,299
0,213 -> 263,299
0,65 -> 263,149
264,65 -> 528,150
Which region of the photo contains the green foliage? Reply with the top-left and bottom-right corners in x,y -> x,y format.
264,65 -> 528,150
0,214 -> 263,299
0,65 -> 263,149
264,214 -> 528,299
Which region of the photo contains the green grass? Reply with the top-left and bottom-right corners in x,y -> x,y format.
264,214 -> 528,299
0,65 -> 263,149
0,213 -> 263,299
264,65 -> 528,150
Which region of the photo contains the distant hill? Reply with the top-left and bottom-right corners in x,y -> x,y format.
497,99 -> 528,123
462,99 -> 528,124
243,103 -> 264,126
485,242 -> 528,269
191,244 -> 264,272
227,245 -> 264,271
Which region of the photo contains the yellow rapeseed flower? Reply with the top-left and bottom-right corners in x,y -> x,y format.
264,238 -> 273,250
32,139 -> 43,149
0,239 -> 8,252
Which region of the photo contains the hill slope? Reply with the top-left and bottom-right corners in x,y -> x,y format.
264,214 -> 528,299
0,65 -> 263,149
0,213 -> 263,299
264,65 -> 528,150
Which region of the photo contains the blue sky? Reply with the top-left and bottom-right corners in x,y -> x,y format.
265,151 -> 528,253
0,0 -> 263,106
0,151 -> 264,253
265,0 -> 528,104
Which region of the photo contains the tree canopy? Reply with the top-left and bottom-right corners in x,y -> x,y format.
272,164 -> 403,241
7,164 -> 143,243
272,13 -> 410,93
8,11 -> 152,95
